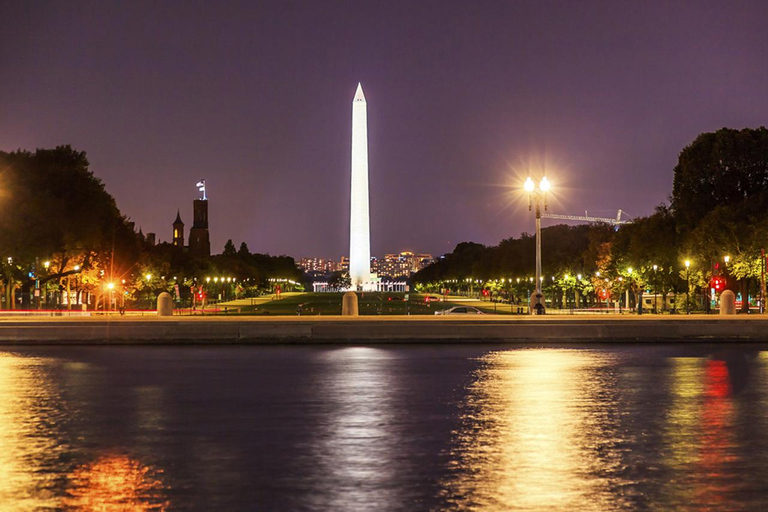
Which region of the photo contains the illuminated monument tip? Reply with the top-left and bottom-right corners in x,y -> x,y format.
349,82 -> 372,290
354,82 -> 366,102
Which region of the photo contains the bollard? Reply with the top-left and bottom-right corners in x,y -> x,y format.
529,291 -> 546,315
342,291 -> 359,316
720,290 -> 736,315
157,292 -> 174,317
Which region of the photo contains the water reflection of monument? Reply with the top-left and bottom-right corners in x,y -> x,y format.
308,347 -> 403,508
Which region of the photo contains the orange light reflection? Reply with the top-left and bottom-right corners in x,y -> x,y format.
63,454 -> 169,511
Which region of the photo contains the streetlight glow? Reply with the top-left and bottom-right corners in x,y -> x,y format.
524,177 -> 535,192
685,260 -> 691,268
539,176 -> 550,192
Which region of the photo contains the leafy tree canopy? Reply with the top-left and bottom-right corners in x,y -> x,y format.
672,127 -> 768,234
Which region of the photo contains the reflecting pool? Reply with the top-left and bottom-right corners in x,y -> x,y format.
0,344 -> 767,510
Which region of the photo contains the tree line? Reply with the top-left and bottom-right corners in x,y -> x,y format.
414,127 -> 768,312
0,146 -> 301,310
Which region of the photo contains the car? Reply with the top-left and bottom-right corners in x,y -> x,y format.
435,306 -> 484,315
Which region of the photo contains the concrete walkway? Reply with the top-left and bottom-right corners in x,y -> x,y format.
0,315 -> 765,344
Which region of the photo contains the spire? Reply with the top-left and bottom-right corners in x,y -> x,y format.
353,82 -> 366,102
174,209 -> 183,224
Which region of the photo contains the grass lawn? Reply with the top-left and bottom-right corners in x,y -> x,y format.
213,292 -> 527,316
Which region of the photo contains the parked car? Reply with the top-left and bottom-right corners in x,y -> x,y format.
435,306 -> 484,315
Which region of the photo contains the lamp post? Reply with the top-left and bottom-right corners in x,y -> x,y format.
652,264 -> 658,313
564,274 -> 569,309
42,260 -> 50,309
106,282 -> 114,314
524,176 -> 550,314
145,273 -> 152,309
685,260 -> 691,315
618,276 -> 624,313
576,273 -> 582,309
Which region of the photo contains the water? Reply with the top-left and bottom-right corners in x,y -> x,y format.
1,344 -> 767,510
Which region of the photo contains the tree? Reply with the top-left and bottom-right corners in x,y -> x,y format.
0,146 -> 140,308
328,271 -> 350,290
673,128 -> 768,312
684,194 -> 768,311
238,242 -> 250,257
672,127 -> 768,234
223,239 -> 237,256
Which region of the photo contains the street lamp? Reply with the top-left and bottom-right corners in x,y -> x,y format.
524,176 -> 550,314
107,282 -> 114,313
652,264 -> 658,313
685,260 -> 691,315
618,276 -> 624,313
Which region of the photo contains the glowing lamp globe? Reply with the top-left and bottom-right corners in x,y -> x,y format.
524,177 -> 535,192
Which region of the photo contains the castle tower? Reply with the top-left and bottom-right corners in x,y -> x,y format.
189,197 -> 211,258
172,210 -> 184,247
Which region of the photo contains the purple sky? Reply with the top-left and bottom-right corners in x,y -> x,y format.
2,1 -> 767,259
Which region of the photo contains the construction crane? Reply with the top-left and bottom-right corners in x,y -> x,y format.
542,209 -> 632,226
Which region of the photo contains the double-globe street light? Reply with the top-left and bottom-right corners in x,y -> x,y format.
524,176 -> 550,314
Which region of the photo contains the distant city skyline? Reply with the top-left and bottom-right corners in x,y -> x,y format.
2,2 -> 768,257
299,251 -> 434,279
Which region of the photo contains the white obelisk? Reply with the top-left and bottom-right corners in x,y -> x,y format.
349,83 -> 371,289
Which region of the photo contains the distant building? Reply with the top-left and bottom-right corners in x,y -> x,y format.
303,252 -> 433,280
189,199 -> 210,257
171,180 -> 211,257
145,232 -> 156,246
173,211 -> 185,247
375,251 -> 434,278
298,258 -> 340,275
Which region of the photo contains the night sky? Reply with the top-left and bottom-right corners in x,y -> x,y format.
2,1 -> 767,259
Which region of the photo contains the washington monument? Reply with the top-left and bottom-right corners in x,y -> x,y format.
349,83 -> 371,289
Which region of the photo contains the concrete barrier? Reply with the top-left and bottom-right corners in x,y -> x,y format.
0,316 -> 767,344
157,292 -> 174,317
720,290 -> 736,315
342,292 -> 359,316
